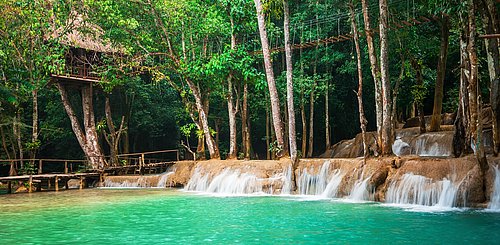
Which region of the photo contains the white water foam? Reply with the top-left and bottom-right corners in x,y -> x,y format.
385,173 -> 458,208
348,175 -> 373,202
185,167 -> 289,195
488,166 -> 500,210
102,172 -> 174,188
296,161 -> 345,198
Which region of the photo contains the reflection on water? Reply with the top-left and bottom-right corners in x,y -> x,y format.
0,189 -> 500,244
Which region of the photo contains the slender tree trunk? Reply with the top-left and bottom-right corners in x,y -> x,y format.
467,0 -> 488,175
325,80 -> 330,149
185,79 -> 219,159
254,0 -> 286,157
284,0 -> 297,163
0,126 -> 15,175
361,0 -> 382,154
307,86 -> 315,158
105,96 -> 125,166
13,109 -> 23,168
227,74 -> 239,159
266,102 -> 271,160
379,0 -> 393,155
30,89 -> 38,160
410,58 -> 427,134
301,88 -> 307,157
227,14 -> 239,159
242,82 -> 250,159
479,0 -> 500,155
429,15 -> 450,132
350,2 -> 368,160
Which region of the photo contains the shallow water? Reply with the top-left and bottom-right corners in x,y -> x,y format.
1,189 -> 499,244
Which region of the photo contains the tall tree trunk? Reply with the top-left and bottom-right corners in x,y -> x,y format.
429,15 -> 451,132
301,87 -> 307,156
379,0 -> 393,155
105,96 -> 125,166
361,0 -> 382,154
350,2 -> 368,160
30,89 -> 38,160
266,102 -> 271,160
13,109 -> 23,168
479,0 -> 500,155
284,0 -> 297,163
0,126 -> 15,175
57,83 -> 104,169
307,86 -> 315,158
325,79 -> 330,149
453,22 -> 471,157
467,0 -> 488,176
254,0 -> 286,157
411,59 -> 427,134
185,79 -> 219,159
81,84 -> 106,169
227,14 -> 239,159
242,82 -> 250,159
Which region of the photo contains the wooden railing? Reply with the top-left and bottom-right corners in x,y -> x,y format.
0,149 -> 183,176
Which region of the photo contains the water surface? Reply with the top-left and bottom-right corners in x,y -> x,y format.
0,189 -> 499,244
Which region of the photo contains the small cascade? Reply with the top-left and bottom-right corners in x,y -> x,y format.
297,161 -> 331,195
157,172 -> 175,187
411,133 -> 452,157
386,173 -> 458,207
320,169 -> 344,198
103,172 -> 174,188
281,165 -> 293,195
488,166 -> 500,210
296,161 -> 344,197
348,175 -> 373,201
185,167 -> 288,195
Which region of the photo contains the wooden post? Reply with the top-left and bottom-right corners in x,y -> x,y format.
7,181 -> 11,194
28,175 -> 33,193
64,161 -> 68,174
38,160 -> 43,174
79,177 -> 83,190
65,179 -> 69,190
55,176 -> 59,192
48,178 -> 51,190
70,163 -> 73,173
176,150 -> 179,161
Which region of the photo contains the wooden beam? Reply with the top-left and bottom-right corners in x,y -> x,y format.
479,34 -> 500,39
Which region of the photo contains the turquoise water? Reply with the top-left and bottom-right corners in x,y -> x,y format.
1,189 -> 500,244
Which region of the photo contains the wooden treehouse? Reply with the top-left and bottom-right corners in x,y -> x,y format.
49,15 -> 121,170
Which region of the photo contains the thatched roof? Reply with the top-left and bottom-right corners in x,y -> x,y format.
49,12 -> 121,54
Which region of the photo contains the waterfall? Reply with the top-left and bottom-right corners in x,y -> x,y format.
281,165 -> 293,195
103,172 -> 174,188
385,173 -> 458,207
320,169 -> 344,198
185,167 -> 288,195
297,161 -> 330,195
296,161 -> 344,197
488,166 -> 500,210
348,175 -> 373,201
412,133 -> 452,157
157,172 -> 174,187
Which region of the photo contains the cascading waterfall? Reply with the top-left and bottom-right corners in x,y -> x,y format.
281,165 -> 293,195
185,167 -> 289,195
297,161 -> 331,195
412,133 -> 452,157
103,171 -> 174,188
385,173 -> 458,207
296,161 -> 344,197
320,169 -> 344,198
347,169 -> 373,201
488,166 -> 500,210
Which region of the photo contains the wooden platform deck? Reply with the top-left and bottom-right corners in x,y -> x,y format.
0,173 -> 101,194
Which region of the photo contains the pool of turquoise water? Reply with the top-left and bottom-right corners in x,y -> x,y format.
0,189 -> 499,244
